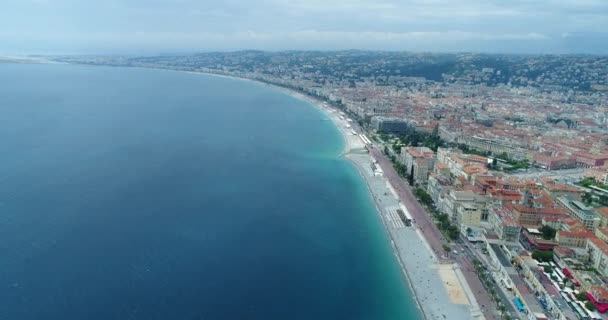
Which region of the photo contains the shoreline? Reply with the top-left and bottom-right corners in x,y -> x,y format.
0,55 -> 64,64
347,153 -> 430,320
182,71 -> 360,151
53,63 -> 480,319
183,69 -> 479,320
257,80 -> 432,319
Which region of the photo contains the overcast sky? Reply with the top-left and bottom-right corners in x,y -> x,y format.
2,0 -> 608,54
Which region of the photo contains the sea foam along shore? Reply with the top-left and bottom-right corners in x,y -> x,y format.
283,89 -> 483,320
181,69 -> 480,320
276,89 -> 478,320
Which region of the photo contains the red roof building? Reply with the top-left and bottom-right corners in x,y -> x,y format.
587,286 -> 608,313
506,203 -> 569,226
576,152 -> 608,168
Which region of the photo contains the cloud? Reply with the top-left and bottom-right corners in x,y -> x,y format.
2,29 -> 549,44
0,0 -> 606,54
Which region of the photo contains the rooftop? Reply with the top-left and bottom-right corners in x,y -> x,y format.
557,230 -> 594,239
558,196 -> 600,220
588,237 -> 608,255
405,146 -> 435,158
506,203 -> 569,216
596,207 -> 608,218
590,286 -> 608,302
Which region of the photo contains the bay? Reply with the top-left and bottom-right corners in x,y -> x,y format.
0,63 -> 420,320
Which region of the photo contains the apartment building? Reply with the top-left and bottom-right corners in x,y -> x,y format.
402,146 -> 435,185
557,197 -> 601,231
489,208 -> 521,242
587,237 -> 608,277
556,230 -> 594,249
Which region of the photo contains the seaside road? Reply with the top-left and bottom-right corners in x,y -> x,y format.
286,95 -> 497,319
368,146 -> 499,320
348,153 -> 473,320
368,146 -> 447,258
458,241 -> 518,317
453,248 -> 501,320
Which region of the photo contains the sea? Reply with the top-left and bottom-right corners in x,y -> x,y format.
0,63 -> 421,320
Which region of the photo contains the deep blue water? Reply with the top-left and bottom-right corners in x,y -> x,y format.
0,63 -> 419,320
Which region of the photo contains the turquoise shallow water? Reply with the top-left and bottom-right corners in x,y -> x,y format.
0,63 -> 421,319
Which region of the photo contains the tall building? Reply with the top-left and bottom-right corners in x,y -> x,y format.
489,208 -> 521,242
587,237 -> 608,277
557,197 -> 601,231
401,147 -> 435,185
456,203 -> 482,231
370,116 -> 412,134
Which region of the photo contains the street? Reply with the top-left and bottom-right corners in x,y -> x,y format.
368,145 -> 500,320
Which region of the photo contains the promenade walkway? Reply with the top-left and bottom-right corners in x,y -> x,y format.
368,146 -> 498,320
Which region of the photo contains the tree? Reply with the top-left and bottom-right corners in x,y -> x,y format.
408,166 -> 414,186
392,143 -> 401,154
472,259 -> 481,268
415,188 -> 433,206
532,250 -> 554,263
585,301 -> 596,311
576,292 -> 588,301
582,192 -> 593,204
498,304 -> 506,315
579,177 -> 595,187
394,162 -> 408,177
443,244 -> 451,257
447,225 -> 460,240
539,225 -> 557,240
437,214 -> 450,229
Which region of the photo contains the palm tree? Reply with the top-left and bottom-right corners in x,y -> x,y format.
498,304 -> 507,315
442,244 -> 451,258
582,192 -> 590,204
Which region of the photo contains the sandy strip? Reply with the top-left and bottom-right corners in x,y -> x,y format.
438,264 -> 470,305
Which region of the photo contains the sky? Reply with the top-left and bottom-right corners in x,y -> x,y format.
1,0 -> 608,55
